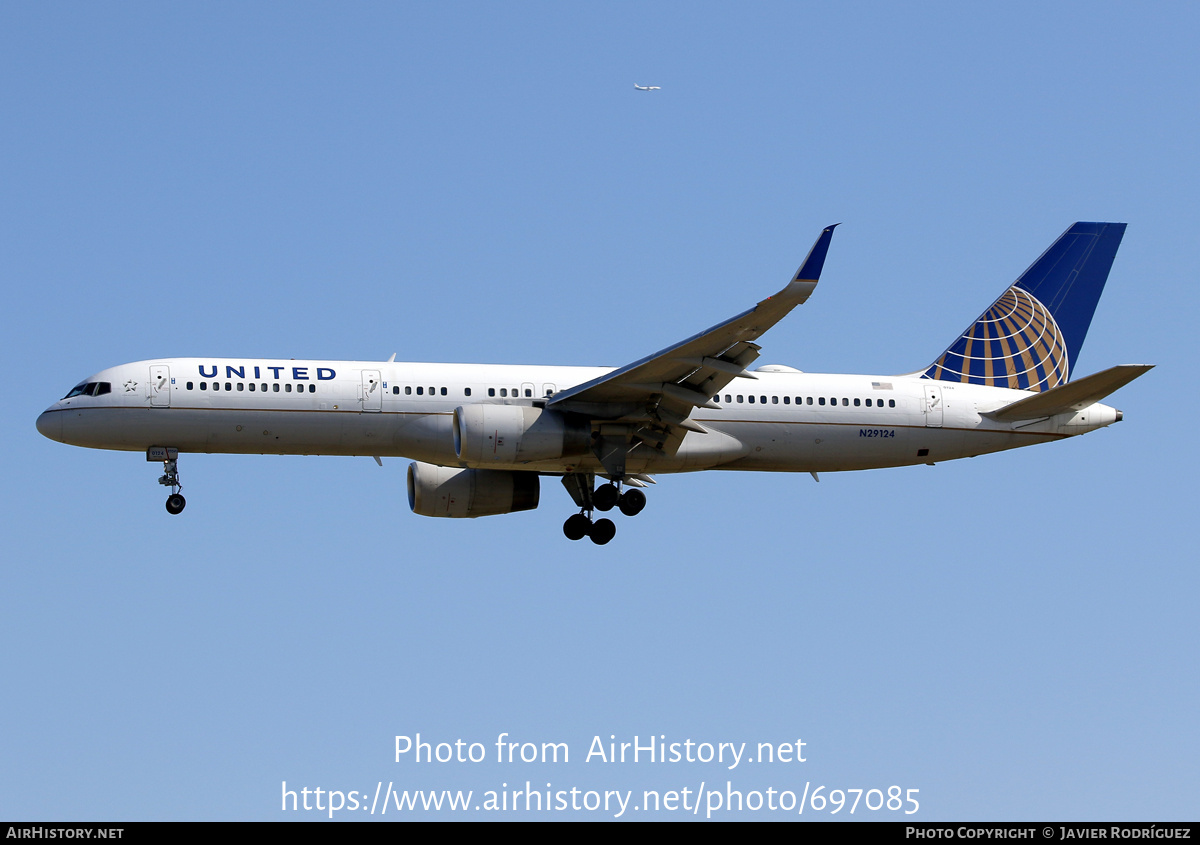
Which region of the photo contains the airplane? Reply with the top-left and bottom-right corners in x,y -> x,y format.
36,222 -> 1150,545
634,84 -> 661,90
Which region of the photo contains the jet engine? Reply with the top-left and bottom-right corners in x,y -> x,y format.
453,404 -> 589,466
407,461 -> 540,518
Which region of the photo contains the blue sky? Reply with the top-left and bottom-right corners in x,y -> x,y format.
2,1 -> 1196,820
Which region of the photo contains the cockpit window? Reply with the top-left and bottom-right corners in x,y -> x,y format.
63,381 -> 112,399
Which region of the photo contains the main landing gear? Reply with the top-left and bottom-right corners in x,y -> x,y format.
148,446 -> 186,515
561,481 -> 647,545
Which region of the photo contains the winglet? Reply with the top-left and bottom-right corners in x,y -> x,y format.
794,224 -> 840,282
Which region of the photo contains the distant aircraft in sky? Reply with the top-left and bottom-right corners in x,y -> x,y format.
37,223 -> 1149,545
634,84 -> 660,91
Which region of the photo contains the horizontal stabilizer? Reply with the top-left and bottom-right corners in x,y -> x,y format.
986,364 -> 1153,421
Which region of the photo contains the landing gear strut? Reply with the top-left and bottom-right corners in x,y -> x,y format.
149,446 -> 185,515
560,479 -> 648,545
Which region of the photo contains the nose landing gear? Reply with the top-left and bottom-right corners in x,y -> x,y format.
148,446 -> 185,515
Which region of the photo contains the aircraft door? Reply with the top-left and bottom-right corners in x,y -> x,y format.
923,383 -> 943,427
149,365 -> 171,407
361,370 -> 382,412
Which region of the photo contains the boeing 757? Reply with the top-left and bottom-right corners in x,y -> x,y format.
36,222 -> 1150,544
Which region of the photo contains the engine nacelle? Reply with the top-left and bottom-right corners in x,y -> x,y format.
453,404 -> 589,466
407,461 -> 540,518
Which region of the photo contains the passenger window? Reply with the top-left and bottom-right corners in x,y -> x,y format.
725,394 -> 732,403
213,382 -> 220,391
416,386 -> 424,395
736,395 -> 743,403
465,388 -> 472,397
200,382 -> 207,391
405,386 -> 412,395
261,383 -> 268,392
889,399 -> 896,408
806,397 -> 813,405
500,388 -> 508,397
748,395 -> 755,403
760,395 -> 767,403
285,383 -> 292,393
308,384 -> 316,393
441,387 -> 448,396
818,397 -> 825,405
853,397 -> 860,406
488,388 -> 496,397
225,382 -> 232,391
865,398 -> 872,407
187,382 -> 194,390
392,386 -> 399,394
524,388 -> 531,397
772,396 -> 778,404
783,396 -> 790,404
272,383 -> 280,393
237,383 -> 244,391
249,383 -> 256,392
842,398 -> 848,406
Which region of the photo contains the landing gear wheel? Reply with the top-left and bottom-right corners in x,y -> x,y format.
153,450 -> 186,514
618,488 -> 646,516
563,513 -> 591,541
593,483 -> 620,512
588,518 -> 616,545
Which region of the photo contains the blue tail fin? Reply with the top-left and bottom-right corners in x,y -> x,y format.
923,222 -> 1126,392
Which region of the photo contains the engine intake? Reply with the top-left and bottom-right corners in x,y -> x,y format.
407,461 -> 540,518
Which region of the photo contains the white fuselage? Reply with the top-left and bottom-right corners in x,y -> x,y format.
36,357 -> 1121,476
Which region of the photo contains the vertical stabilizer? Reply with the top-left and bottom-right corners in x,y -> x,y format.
924,222 -> 1126,391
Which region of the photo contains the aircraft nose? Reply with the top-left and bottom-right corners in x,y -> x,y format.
36,409 -> 62,442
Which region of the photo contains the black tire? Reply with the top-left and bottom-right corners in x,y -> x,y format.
593,483 -> 619,512
563,513 -> 591,541
165,494 -> 186,515
618,488 -> 646,516
589,518 -> 616,545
